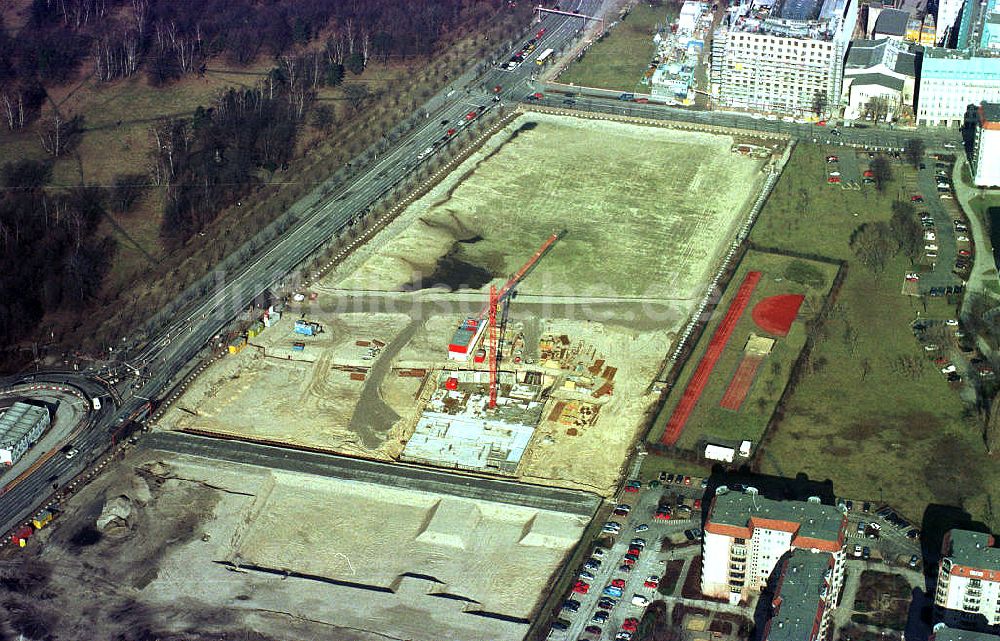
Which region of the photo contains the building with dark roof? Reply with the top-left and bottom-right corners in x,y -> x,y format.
701,486 -> 847,605
843,38 -> 917,121
874,8 -> 911,39
763,549 -> 837,641
974,102 -> 1000,186
935,529 -> 1000,632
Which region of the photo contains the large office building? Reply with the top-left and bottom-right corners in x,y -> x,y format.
918,0 -> 1000,126
974,102 -> 1000,186
763,549 -> 839,641
917,49 -> 1000,125
0,401 -> 50,466
701,486 -> 848,605
934,529 -> 1000,632
709,0 -> 859,116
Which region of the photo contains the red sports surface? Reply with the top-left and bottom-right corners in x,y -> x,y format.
751,294 -> 805,337
719,355 -> 763,411
659,271 -> 762,446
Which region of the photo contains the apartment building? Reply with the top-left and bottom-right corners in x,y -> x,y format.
934,529 -> 1000,632
701,486 -> 848,605
710,0 -> 859,116
974,102 -> 1000,186
763,549 -> 838,641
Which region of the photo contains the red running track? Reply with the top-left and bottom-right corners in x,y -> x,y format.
719,355 -> 763,411
659,271 -> 762,445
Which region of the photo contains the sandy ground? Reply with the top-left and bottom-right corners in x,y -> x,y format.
155,113 -> 766,496
0,447 -> 586,641
323,112 -> 765,299
157,312 -> 419,459
516,319 -> 672,494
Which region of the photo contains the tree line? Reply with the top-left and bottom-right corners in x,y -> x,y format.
1,0 -> 502,129
0,160 -> 119,350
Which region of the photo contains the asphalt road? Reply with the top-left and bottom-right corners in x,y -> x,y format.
0,0 -> 602,535
532,89 -> 964,150
142,430 -> 601,517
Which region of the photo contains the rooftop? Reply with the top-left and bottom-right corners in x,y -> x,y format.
708,488 -> 846,544
932,626 -> 1000,641
0,402 -> 49,448
874,8 -> 910,36
944,529 -> 1000,570
725,0 -> 853,40
982,101 -> 1000,123
765,550 -> 833,641
849,72 -> 906,90
845,38 -> 917,76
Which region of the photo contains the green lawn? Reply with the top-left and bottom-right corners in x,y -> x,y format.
749,144 -> 1000,531
648,250 -> 837,450
557,3 -> 675,92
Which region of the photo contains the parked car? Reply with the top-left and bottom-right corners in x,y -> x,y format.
618,563 -> 632,574
622,618 -> 640,632
630,538 -> 647,548
854,544 -> 863,558
644,576 -> 659,589
597,597 -> 617,609
580,570 -> 595,580
603,585 -> 624,598
592,611 -> 609,623
551,619 -> 569,631
634,523 -> 649,532
611,578 -> 626,589
586,625 -> 603,635
573,581 -> 590,594
909,554 -> 920,568
631,595 -> 650,607
563,599 -> 581,612
862,546 -> 871,560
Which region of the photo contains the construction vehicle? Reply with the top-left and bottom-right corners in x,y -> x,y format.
446,230 -> 565,408
294,319 -> 322,336
32,510 -> 53,530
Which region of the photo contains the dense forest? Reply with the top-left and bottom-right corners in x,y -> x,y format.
0,0 -> 517,359
0,160 -> 117,348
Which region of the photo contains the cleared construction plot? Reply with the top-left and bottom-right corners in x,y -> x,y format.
157,112 -> 770,494
328,111 -> 764,299
0,443 -> 594,641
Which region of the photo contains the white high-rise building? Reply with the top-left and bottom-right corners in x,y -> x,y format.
974,102 -> 1000,186
701,487 -> 848,605
937,0 -> 966,45
935,529 -> 1000,632
709,0 -> 859,116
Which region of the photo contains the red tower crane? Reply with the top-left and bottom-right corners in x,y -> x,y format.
483,230 -> 565,408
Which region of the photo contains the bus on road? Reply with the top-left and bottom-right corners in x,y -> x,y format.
536,48 -> 554,65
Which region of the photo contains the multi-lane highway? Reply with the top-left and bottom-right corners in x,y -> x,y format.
0,0 -> 603,536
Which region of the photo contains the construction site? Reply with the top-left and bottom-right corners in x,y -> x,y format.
157,111 -> 774,495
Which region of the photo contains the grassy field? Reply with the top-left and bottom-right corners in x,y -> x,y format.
648,250 -> 838,450
748,144 -> 1000,531
638,143 -> 1000,532
557,2 -> 675,92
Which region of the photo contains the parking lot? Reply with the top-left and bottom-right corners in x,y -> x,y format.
548,474 -> 707,641
908,157 -> 968,295
840,500 -> 923,570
